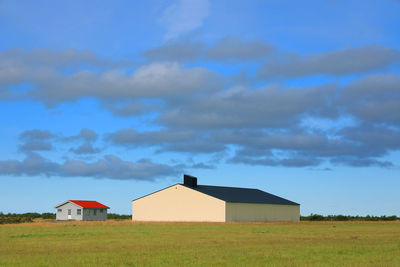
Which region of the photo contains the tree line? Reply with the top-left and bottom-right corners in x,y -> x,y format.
0,212 -> 131,224
301,214 -> 399,221
1,212 -> 398,224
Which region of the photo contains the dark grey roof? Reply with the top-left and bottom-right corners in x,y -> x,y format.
181,184 -> 299,205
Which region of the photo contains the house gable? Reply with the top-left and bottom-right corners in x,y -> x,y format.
132,184 -> 226,222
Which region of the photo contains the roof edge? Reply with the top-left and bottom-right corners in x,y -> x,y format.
226,201 -> 300,205
132,184 -> 180,202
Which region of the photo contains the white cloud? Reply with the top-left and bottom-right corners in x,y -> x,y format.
160,0 -> 210,40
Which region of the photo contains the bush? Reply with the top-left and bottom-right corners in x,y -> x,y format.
301,214 -> 399,221
107,213 -> 131,220
0,212 -> 55,224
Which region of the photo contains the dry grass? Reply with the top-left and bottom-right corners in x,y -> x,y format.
1,220 -> 399,266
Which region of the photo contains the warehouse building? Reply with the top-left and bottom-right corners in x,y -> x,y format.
132,175 -> 300,222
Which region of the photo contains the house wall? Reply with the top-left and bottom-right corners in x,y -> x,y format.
132,184 -> 226,222
82,208 -> 107,221
55,202 -> 83,221
225,202 -> 300,222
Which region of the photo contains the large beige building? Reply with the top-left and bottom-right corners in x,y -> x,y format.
132,175 -> 300,222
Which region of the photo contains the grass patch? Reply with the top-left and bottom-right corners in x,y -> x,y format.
0,220 -> 399,266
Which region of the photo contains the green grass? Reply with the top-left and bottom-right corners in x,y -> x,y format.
0,221 -> 399,266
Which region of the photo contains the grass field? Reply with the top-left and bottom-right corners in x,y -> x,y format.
0,220 -> 399,266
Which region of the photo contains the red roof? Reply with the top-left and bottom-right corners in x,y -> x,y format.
69,200 -> 110,209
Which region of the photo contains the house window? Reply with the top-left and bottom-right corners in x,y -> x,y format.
100,209 -> 103,213
86,209 -> 90,215
77,209 -> 81,215
94,209 -> 97,215
68,209 -> 71,215
57,209 -> 62,212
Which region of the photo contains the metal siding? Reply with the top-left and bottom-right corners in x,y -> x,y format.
225,202 -> 300,222
82,208 -> 107,221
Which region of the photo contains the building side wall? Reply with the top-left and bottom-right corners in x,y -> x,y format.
225,202 -> 300,222
82,208 -> 107,221
55,202 -> 83,221
132,185 -> 226,222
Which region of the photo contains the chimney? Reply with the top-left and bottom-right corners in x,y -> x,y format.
183,174 -> 197,187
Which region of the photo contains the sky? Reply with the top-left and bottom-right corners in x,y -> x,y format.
0,0 -> 399,216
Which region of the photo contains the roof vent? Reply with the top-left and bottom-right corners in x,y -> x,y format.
184,174 -> 197,187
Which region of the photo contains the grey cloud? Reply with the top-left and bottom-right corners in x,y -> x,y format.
229,154 -> 321,167
1,49 -> 222,113
341,73 -> 400,125
19,141 -> 53,152
62,128 -> 98,142
107,128 -> 224,153
107,128 -> 194,146
141,36 -> 275,62
0,153 -> 178,180
30,62 -> 222,107
19,129 -> 54,140
207,36 -> 275,61
159,141 -> 225,154
101,100 -> 157,117
61,156 -> 177,180
331,157 -> 393,168
258,45 -> 400,79
70,143 -> 101,155
189,162 -> 215,169
80,129 -> 98,142
159,83 -> 335,129
143,42 -> 204,62
0,48 -> 133,71
18,129 -> 55,152
0,153 -> 58,176
212,124 -> 399,167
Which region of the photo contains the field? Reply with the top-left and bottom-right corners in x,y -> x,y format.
0,220 -> 399,266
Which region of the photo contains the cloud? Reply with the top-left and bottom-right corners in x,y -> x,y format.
28,62 -> 222,107
158,83 -> 335,129
101,100 -> 155,117
341,73 -> 400,125
2,50 -> 222,112
258,45 -> 400,79
19,129 -> 54,140
2,44 -> 400,169
63,128 -> 98,142
19,141 -> 53,152
142,36 -> 275,62
107,128 -> 224,153
229,155 -> 321,167
189,162 -> 215,169
160,0 -> 210,40
0,153 -> 58,176
18,129 -> 55,152
143,42 -> 204,62
0,49 -> 133,86
330,157 -> 393,168
207,36 -> 275,61
0,153 -> 178,180
70,143 -> 101,155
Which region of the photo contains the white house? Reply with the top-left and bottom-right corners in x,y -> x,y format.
55,200 -> 110,221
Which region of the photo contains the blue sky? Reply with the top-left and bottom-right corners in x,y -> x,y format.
1,0 -> 399,215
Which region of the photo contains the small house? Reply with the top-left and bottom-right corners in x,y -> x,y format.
55,200 -> 110,221
132,175 -> 300,222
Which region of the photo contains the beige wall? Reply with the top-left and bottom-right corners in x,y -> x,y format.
226,202 -> 300,222
132,184 -> 226,222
